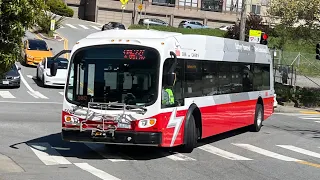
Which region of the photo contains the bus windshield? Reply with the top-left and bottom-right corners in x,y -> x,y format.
65,45 -> 160,107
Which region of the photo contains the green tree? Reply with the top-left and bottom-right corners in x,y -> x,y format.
268,0 -> 320,27
0,0 -> 45,75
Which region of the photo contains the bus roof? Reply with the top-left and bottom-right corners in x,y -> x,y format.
80,29 -> 271,64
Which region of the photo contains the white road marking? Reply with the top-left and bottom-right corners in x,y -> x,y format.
85,143 -> 134,162
27,75 -> 33,79
59,26 -> 65,28
79,24 -> 89,29
277,145 -> 320,159
27,91 -> 39,98
301,117 -> 320,120
59,92 -> 64,95
315,121 -> 320,123
33,91 -> 48,99
233,143 -> 299,161
0,91 -> 15,98
19,70 -> 48,99
198,144 -> 252,160
91,25 -> 100,30
166,153 -> 196,161
74,163 -> 121,180
0,101 -> 62,104
28,142 -> 72,165
66,24 -> 78,29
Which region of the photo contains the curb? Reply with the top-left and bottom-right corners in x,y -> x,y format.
274,106 -> 320,114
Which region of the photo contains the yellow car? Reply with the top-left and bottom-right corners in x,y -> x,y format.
22,39 -> 53,66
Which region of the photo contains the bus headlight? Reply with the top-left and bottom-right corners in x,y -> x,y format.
64,115 -> 80,124
138,118 -> 156,128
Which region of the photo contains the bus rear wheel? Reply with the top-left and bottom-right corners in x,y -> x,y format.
179,114 -> 197,153
250,104 -> 263,132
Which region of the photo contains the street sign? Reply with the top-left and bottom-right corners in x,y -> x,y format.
120,0 -> 129,5
249,29 -> 262,43
138,4 -> 143,11
50,20 -> 56,31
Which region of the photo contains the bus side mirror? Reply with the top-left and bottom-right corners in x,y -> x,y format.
165,73 -> 175,86
50,62 -> 58,76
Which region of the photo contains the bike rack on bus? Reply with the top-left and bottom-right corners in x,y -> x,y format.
78,101 -> 147,137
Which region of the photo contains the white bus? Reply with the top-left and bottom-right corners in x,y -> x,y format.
50,29 -> 274,153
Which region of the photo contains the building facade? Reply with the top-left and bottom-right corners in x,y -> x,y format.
65,0 -> 270,28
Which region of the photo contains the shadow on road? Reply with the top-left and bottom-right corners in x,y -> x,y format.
8,126 -> 254,161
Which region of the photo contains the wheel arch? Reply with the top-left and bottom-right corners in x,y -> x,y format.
183,103 -> 202,144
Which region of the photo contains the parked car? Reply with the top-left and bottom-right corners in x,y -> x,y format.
0,64 -> 21,88
101,22 -> 126,31
178,20 -> 209,29
36,57 -> 68,87
22,39 -> 53,66
138,18 -> 169,26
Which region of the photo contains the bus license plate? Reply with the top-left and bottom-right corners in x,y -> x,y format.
117,123 -> 131,129
2,81 -> 9,85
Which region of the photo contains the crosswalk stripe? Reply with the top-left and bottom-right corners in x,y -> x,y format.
74,163 -> 121,180
59,92 -> 64,95
166,153 -> 196,161
315,121 -> 320,123
197,144 -> 252,160
232,143 -> 299,161
33,91 -> 48,99
85,143 -> 133,162
27,75 -> 33,79
277,145 -> 320,159
28,142 -> 72,165
66,24 -> 77,29
91,25 -> 100,30
60,26 -> 65,28
79,24 -> 89,29
0,91 -> 15,98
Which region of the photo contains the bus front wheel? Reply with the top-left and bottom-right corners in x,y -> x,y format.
179,114 -> 197,153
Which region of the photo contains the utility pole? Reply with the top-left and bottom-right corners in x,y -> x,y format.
239,0 -> 246,41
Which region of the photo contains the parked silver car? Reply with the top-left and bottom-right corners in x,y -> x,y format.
138,18 -> 169,26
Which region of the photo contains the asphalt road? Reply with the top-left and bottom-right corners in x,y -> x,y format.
1,18 -> 320,180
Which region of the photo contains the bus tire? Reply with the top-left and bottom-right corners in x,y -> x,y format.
250,104 -> 263,132
180,114 -> 197,153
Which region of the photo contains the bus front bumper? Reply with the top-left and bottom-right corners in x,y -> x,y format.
61,129 -> 162,146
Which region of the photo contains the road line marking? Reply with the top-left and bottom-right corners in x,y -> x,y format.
85,143 -> 134,162
166,153 -> 196,161
18,69 -> 43,99
0,91 -> 16,99
79,24 -> 89,29
60,26 -> 65,29
28,142 -> 72,165
33,91 -> 48,99
299,111 -> 320,114
59,92 -> 64,95
300,117 -> 320,120
232,143 -> 299,161
297,161 -> 320,168
27,91 -> 39,98
277,145 -> 320,159
90,25 -> 100,30
0,101 -> 62,104
198,144 -> 252,160
27,75 -> 33,79
315,121 -> 320,123
66,24 -> 77,29
74,163 -> 121,180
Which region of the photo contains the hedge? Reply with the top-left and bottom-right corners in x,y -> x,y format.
46,0 -> 74,17
128,25 -> 227,37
